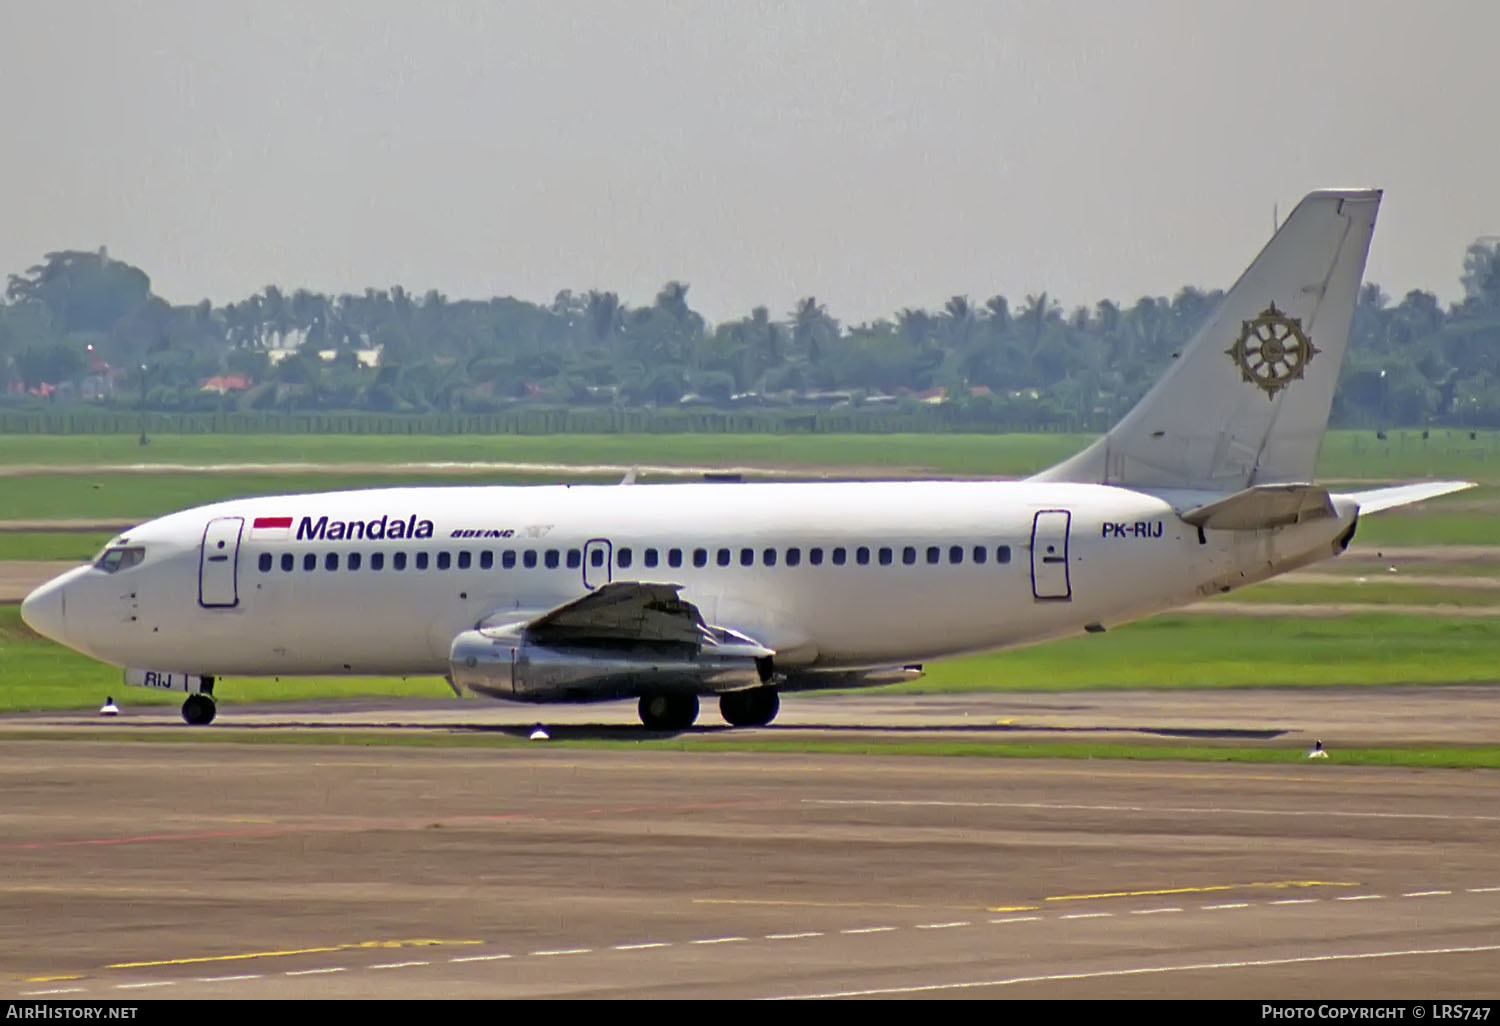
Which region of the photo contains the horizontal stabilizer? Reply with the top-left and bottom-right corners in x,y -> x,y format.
1180,484 -> 1336,531
1337,480 -> 1474,515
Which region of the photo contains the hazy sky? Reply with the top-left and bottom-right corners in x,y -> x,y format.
3,0 -> 1497,323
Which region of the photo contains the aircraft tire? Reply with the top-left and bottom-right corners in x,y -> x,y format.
719,688 -> 780,728
638,692 -> 699,731
182,694 -> 216,726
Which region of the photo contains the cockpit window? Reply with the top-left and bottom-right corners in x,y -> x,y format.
95,546 -> 145,573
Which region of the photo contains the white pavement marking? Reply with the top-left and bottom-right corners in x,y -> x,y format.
1202,903 -> 1250,910
613,943 -> 671,951
804,799 -> 1500,824
766,932 -> 823,940
915,921 -> 971,930
115,981 -> 174,990
1403,891 -> 1452,897
532,948 -> 592,957
1467,886 -> 1500,893
989,917 -> 1042,924
21,988 -> 85,996
1269,899 -> 1318,905
690,937 -> 747,945
197,974 -> 262,982
766,943 -> 1500,999
1130,908 -> 1182,915
286,967 -> 346,976
370,961 -> 429,969
1336,895 -> 1384,902
450,954 -> 513,963
841,927 -> 897,935
1059,913 -> 1112,920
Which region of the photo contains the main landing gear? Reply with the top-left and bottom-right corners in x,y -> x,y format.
719,687 -> 780,728
181,676 -> 217,726
638,692 -> 699,731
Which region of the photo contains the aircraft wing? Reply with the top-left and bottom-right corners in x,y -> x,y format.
522,580 -> 773,656
1335,480 -> 1475,515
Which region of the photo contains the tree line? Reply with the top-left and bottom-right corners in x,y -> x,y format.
2,239 -> 1499,430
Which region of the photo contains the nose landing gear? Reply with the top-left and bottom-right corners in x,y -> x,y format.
180,676 -> 217,725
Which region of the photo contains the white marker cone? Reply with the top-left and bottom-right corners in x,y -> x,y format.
99,696 -> 120,717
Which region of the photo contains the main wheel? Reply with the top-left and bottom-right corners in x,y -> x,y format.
181,693 -> 216,726
638,692 -> 699,731
719,688 -> 780,728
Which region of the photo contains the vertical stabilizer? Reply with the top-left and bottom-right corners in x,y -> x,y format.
1035,189 -> 1381,490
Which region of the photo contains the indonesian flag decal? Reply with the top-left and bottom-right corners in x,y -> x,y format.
250,515 -> 294,540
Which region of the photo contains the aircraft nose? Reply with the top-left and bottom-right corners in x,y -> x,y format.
20,578 -> 67,644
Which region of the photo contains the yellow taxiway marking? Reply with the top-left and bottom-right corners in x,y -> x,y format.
987,905 -> 1041,912
1035,880 -> 1357,905
105,938 -> 481,970
21,975 -> 84,983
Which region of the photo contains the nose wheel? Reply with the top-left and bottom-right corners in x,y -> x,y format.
181,693 -> 216,726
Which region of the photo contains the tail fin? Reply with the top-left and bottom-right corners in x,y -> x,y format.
1036,188 -> 1381,490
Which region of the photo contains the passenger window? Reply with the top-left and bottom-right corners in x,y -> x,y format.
692,548 -> 708,568
591,549 -> 605,568
303,553 -> 316,572
856,546 -> 870,566
644,548 -> 659,568
258,553 -> 272,572
281,553 -> 294,572
325,553 -> 339,571
902,546 -> 916,565
763,547 -> 777,567
458,551 -> 472,570
523,550 -> 537,569
832,547 -> 847,566
348,552 -> 362,571
667,549 -> 682,568
786,547 -> 801,567
716,548 -> 731,567
618,548 -> 633,569
437,552 -> 451,571
879,547 -> 893,566
997,545 -> 1012,564
502,551 -> 516,569
973,545 -> 988,565
809,547 -> 823,566
544,550 -> 560,569
394,552 -> 407,571
566,549 -> 581,570
926,546 -> 940,565
371,552 -> 385,571
415,552 -> 429,570
740,548 -> 754,567
479,551 -> 493,570
949,545 -> 963,564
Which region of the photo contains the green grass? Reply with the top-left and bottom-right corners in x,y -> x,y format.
4,605 -> 1497,714
2,728 -> 1496,769
0,532 -> 113,561
1212,580 -> 1500,606
5,429 -> 1500,481
1347,511 -> 1500,547
0,470 -> 611,521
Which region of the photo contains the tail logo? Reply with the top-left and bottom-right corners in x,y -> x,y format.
1226,303 -> 1320,399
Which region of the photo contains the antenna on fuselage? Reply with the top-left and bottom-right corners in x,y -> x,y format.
620,466 -> 639,485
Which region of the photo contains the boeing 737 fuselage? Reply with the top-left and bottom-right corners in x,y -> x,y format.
19,188 -> 1472,728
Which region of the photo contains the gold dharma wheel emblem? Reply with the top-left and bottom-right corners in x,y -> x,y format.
1226,302 -> 1319,398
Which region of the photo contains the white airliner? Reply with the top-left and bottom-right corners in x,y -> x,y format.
20,189 -> 1472,728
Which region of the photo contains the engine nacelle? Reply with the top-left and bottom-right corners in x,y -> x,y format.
449,627 -> 767,703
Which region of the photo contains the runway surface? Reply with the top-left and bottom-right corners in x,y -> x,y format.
3,734 -> 1499,999
7,686 -> 1500,747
